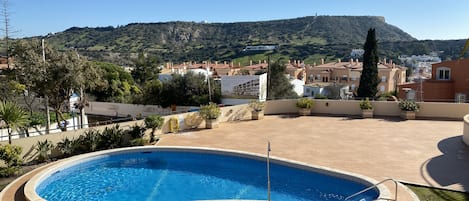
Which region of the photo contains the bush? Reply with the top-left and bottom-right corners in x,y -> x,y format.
36,140 -> 53,162
99,125 -> 125,149
145,115 -> 165,143
249,100 -> 265,112
314,94 -> 328,99
296,98 -> 314,109
199,103 -> 221,119
130,138 -> 148,146
399,100 -> 420,112
56,137 -> 74,156
128,124 -> 146,139
359,98 -> 373,110
0,144 -> 22,168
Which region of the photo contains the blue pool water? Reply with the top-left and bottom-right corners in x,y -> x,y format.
36,150 -> 379,201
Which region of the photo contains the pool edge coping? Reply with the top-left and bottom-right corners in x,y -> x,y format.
25,146 -> 393,201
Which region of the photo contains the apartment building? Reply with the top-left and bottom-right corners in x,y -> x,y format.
398,57 -> 469,102
305,58 -> 406,95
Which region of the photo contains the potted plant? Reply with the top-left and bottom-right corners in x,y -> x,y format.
249,100 -> 265,120
296,98 -> 314,116
359,98 -> 374,118
398,100 -> 420,120
199,103 -> 221,129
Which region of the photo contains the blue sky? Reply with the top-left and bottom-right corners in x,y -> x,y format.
10,0 -> 469,40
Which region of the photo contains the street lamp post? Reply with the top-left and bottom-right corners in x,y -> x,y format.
42,39 -> 51,134
206,66 -> 212,102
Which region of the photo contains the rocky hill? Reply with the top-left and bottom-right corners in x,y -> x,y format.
31,15 -> 466,64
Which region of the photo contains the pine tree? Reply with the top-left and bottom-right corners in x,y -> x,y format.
357,28 -> 379,98
267,61 -> 298,99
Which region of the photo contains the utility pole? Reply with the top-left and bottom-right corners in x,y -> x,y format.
42,39 -> 51,134
206,64 -> 212,102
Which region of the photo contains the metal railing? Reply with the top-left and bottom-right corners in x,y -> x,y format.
345,178 -> 399,201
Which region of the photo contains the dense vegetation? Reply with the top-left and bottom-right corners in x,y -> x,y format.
30,15 -> 466,65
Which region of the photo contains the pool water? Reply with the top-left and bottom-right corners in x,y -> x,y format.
36,151 -> 378,201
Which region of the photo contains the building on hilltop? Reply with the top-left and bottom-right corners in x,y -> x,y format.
398,57 -> 469,102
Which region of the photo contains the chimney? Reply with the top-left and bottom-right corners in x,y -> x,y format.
215,61 -> 218,65
313,62 -> 317,66
393,63 -> 396,68
383,58 -> 387,64
350,58 -> 353,64
389,59 -> 393,65
250,60 -> 252,66
259,60 -> 261,64
321,58 -> 325,65
264,60 -> 266,64
338,58 -> 341,63
355,58 -> 359,65
224,61 -> 227,65
230,62 -> 233,67
238,62 -> 241,67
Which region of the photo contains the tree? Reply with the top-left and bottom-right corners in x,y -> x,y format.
357,28 -> 380,98
0,101 -> 28,144
0,0 -> 14,69
90,61 -> 140,103
138,79 -> 163,105
131,52 -> 161,85
12,39 -> 100,130
159,72 -> 221,107
267,61 -> 297,99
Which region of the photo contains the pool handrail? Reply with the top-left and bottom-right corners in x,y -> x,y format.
345,178 -> 398,201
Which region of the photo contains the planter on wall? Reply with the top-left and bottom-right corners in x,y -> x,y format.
400,111 -> 416,120
252,111 -> 264,120
298,108 -> 312,116
205,118 -> 219,129
361,109 -> 374,118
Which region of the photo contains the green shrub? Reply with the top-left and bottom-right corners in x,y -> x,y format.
145,115 -> 164,143
199,103 -> 221,119
99,125 -> 125,149
314,94 -> 328,99
128,124 -> 146,139
359,98 -> 373,110
56,137 -> 74,156
130,138 -> 148,146
0,144 -> 22,168
296,98 -> 314,109
399,100 -> 420,112
36,140 -> 53,162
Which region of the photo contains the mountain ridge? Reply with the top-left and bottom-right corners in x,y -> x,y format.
31,15 -> 467,64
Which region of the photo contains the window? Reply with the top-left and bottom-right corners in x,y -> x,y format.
351,84 -> 356,90
437,67 -> 451,80
381,76 -> 387,82
380,85 -> 385,92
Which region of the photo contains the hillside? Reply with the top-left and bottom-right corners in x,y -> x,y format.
36,16 -> 420,63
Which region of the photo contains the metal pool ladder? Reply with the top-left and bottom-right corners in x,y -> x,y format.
345,178 -> 399,201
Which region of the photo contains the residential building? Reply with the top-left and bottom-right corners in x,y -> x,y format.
398,58 -> 469,102
305,58 -> 406,96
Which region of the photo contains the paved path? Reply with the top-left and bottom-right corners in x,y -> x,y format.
158,115 -> 468,200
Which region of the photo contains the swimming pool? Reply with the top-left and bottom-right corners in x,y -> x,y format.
27,147 -> 384,201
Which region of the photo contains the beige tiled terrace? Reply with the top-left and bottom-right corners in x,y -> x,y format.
158,115 -> 469,200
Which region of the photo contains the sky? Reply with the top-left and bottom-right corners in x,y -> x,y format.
8,0 -> 469,40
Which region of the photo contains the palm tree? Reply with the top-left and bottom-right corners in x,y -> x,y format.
0,101 -> 28,144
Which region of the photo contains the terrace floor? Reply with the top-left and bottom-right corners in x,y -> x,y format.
158,115 -> 469,201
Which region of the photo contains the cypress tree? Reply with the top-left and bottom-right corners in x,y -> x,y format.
357,28 -> 379,98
